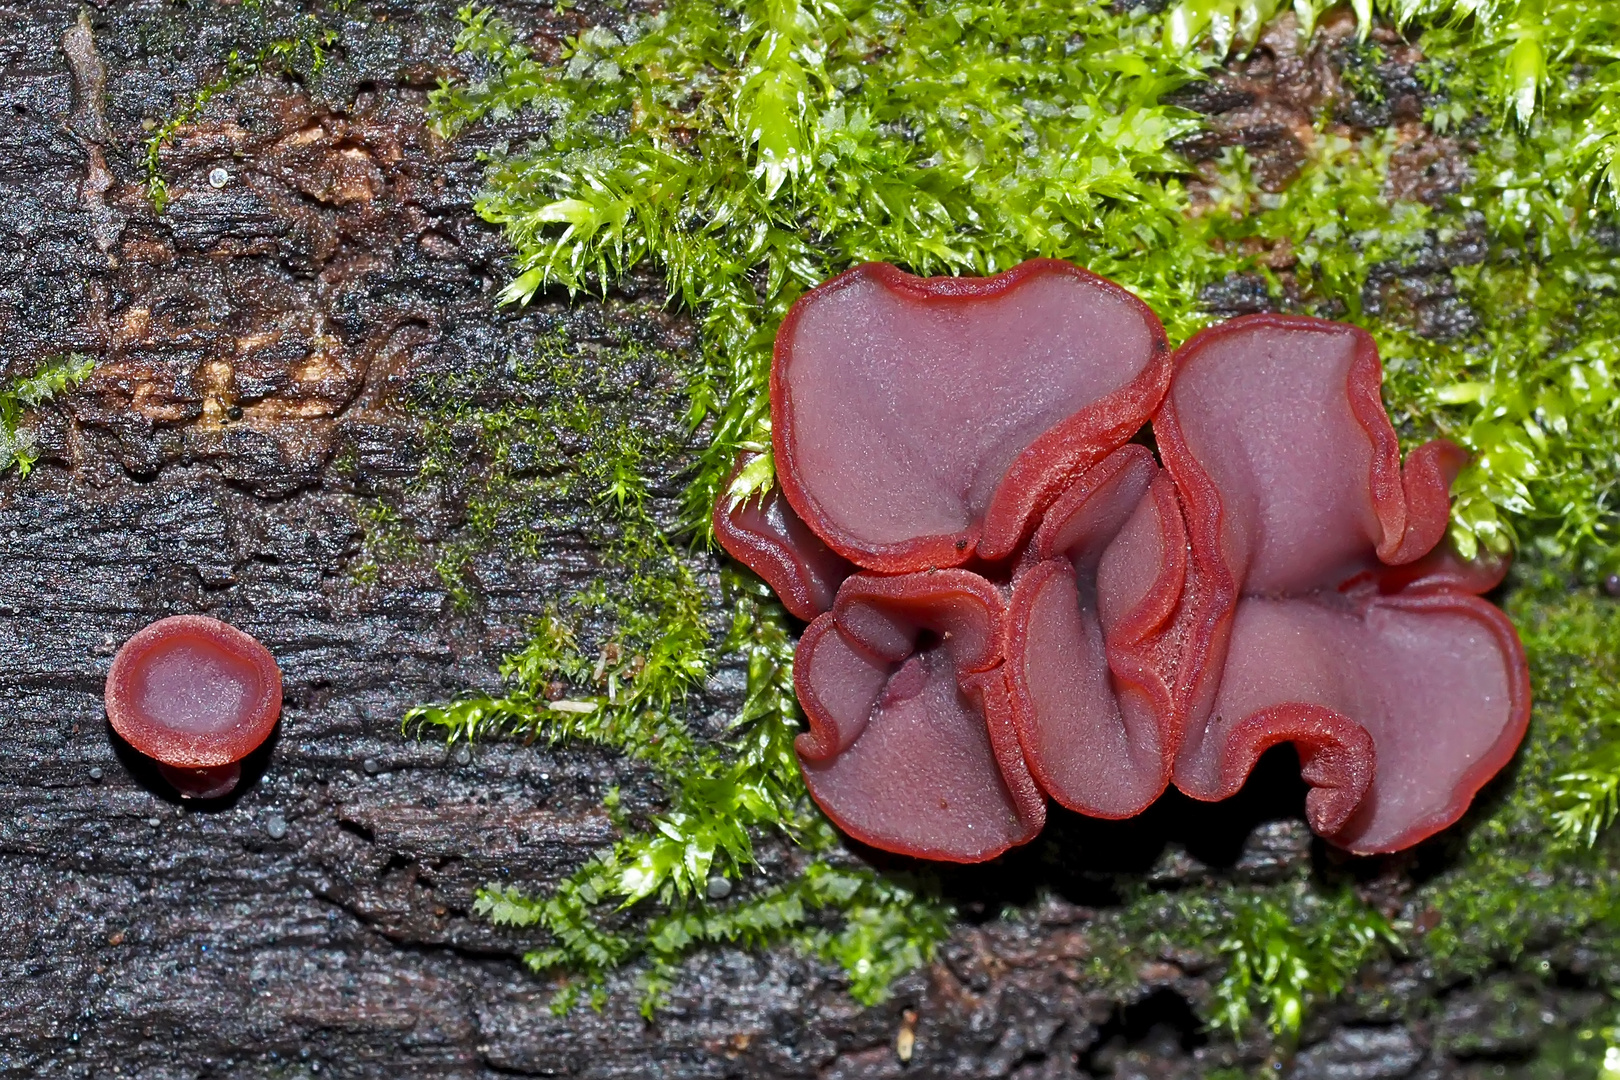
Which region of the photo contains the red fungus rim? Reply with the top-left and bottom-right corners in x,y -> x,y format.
712,451 -> 849,623
1153,313 -> 1462,742
771,258 -> 1172,573
763,287 -> 1531,861
1154,313 -> 1529,850
792,570 -> 1046,863
1327,591 -> 1531,854
1003,470 -> 1188,819
105,614 -> 283,769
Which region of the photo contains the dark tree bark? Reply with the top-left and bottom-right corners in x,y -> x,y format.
0,3 -> 1594,1078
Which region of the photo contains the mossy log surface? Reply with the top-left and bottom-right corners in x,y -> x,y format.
0,1 -> 1604,1077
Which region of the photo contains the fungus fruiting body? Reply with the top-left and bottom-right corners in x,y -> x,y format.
105,615 -> 282,798
719,259 -> 1531,862
1005,444 -> 1187,821
795,569 -> 1045,862
772,258 -> 1172,573
714,451 -> 853,622
1156,316 -> 1530,853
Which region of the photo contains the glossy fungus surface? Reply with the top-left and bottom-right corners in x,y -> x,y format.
773,259 -> 1172,572
1005,445 -> 1186,819
1156,315 -> 1529,853
714,451 -> 854,621
105,615 -> 282,798
718,261 -> 1530,862
795,570 -> 1044,862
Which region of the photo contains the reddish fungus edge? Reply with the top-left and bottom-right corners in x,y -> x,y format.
158,762 -> 244,800
794,570 -> 1010,764
1360,540 -> 1511,597
1327,591 -> 1531,855
1003,466 -> 1188,817
105,614 -> 283,770
1140,392 -> 1233,737
1202,703 -> 1376,839
977,332 -> 1173,563
759,282 -> 1529,861
1154,313 -> 1532,851
712,452 -> 852,622
771,258 -> 1172,574
1092,474 -> 1191,733
793,570 -> 1046,863
792,615 -> 860,765
961,667 -> 1049,855
1152,313 -> 1461,740
1027,444 -> 1159,564
823,569 -> 1008,673
713,498 -> 825,622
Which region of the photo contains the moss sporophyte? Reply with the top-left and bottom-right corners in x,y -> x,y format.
367,0 -> 1620,1043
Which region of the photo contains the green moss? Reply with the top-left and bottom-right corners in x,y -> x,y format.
1411,566 -> 1620,978
481,851 -> 950,1015
355,308 -> 951,1012
430,0 -> 1214,525
0,355 -> 93,477
402,0 -> 1620,1043
412,568 -> 954,1012
1088,879 -> 1395,1040
433,0 -> 1620,559
410,547 -> 952,1011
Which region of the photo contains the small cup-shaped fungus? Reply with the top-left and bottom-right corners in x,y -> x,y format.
105,615 -> 282,798
1004,445 -> 1187,820
714,450 -> 854,621
795,570 -> 1045,862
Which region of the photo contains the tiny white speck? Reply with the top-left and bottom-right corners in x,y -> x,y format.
208,167 -> 230,189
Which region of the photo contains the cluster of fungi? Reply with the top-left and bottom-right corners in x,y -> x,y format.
716,260 -> 1529,863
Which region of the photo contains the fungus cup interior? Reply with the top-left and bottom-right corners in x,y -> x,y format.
1158,315 -> 1529,853
772,259 -> 1172,574
105,615 -> 283,799
718,260 -> 1531,863
795,570 -> 1045,862
1005,445 -> 1186,821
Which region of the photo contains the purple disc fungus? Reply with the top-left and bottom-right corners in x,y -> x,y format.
795,569 -> 1046,861
717,259 -> 1532,863
1004,443 -> 1188,821
714,450 -> 854,622
105,615 -> 283,799
772,259 -> 1172,575
1154,315 -> 1530,853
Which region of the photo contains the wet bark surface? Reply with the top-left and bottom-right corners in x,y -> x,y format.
0,2 -> 1594,1077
